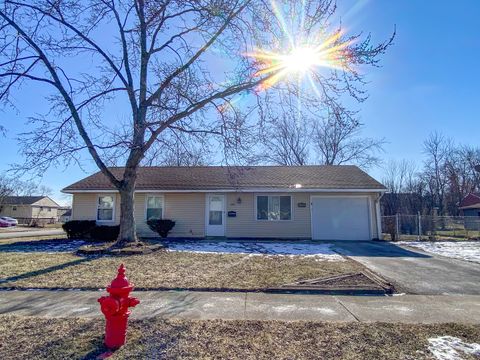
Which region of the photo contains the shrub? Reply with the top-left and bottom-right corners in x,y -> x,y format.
62,220 -> 96,239
90,225 -> 120,242
147,219 -> 176,238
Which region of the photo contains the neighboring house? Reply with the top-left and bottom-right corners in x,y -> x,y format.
58,207 -> 72,223
0,196 -> 61,223
458,193 -> 480,230
63,166 -> 386,240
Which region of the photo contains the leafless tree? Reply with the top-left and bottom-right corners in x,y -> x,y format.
422,132 -> 452,215
261,114 -> 310,166
312,107 -> 385,169
444,145 -> 480,215
0,175 -> 13,207
0,0 -> 393,246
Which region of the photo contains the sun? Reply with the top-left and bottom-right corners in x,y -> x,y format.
283,46 -> 319,73
246,31 -> 351,91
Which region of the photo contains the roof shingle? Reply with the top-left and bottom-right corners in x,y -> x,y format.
63,166 -> 386,192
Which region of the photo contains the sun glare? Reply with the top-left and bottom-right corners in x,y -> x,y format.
245,0 -> 352,92
247,31 -> 351,91
283,46 -> 319,73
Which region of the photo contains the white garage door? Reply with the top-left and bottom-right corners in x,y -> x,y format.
311,196 -> 371,240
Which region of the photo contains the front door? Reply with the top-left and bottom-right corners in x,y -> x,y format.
206,194 -> 225,237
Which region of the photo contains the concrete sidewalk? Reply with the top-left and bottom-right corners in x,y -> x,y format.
0,229 -> 65,240
1,290 -> 479,324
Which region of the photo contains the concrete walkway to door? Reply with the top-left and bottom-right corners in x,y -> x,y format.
331,241 -> 480,295
1,290 -> 479,324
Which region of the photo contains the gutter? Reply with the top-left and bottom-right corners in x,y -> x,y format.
62,188 -> 387,194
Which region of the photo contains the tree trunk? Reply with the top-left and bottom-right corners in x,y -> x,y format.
112,169 -> 138,248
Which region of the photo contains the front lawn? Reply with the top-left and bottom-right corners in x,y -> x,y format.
1,316 -> 479,359
0,247 -> 363,290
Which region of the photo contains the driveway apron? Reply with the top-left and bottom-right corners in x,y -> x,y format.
331,241 -> 480,295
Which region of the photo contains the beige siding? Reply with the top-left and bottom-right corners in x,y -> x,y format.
73,192 -> 205,237
0,204 -> 32,219
226,192 -> 311,238
72,191 -> 380,239
72,193 -> 120,224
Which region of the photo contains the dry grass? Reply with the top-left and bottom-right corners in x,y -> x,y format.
0,315 -> 479,359
0,251 -> 362,290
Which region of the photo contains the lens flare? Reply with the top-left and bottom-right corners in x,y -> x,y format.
247,31 -> 351,91
245,1 -> 353,91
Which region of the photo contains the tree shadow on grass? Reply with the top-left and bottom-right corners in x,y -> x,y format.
0,238 -> 86,253
0,257 -> 93,285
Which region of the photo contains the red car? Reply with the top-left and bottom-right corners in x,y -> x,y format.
0,216 -> 18,227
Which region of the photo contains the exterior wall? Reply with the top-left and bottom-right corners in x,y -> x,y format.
31,206 -> 58,219
225,192 -> 380,239
0,204 -> 32,219
72,192 -> 205,237
72,191 -> 381,239
225,192 -> 311,238
463,208 -> 480,230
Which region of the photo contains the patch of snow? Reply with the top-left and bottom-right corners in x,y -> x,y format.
399,241 -> 480,263
163,241 -> 344,261
428,336 -> 480,360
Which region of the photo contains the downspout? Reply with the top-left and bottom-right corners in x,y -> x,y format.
375,192 -> 385,240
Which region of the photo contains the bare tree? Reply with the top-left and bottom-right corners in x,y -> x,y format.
0,175 -> 13,208
0,0 -> 393,246
313,107 -> 385,169
422,132 -> 451,215
444,144 -> 480,215
261,115 -> 310,166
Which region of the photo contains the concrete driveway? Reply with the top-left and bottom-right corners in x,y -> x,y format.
332,241 -> 480,295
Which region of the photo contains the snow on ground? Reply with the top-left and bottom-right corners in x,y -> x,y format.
428,336 -> 480,360
163,241 -> 344,261
399,241 -> 480,264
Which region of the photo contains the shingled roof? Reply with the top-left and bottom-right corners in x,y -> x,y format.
63,166 -> 385,192
3,196 -> 49,205
459,193 -> 480,209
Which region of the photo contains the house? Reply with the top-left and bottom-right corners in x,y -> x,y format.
57,207 -> 72,223
458,193 -> 480,230
62,166 -> 386,240
0,196 -> 61,224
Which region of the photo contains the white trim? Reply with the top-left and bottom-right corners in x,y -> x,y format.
375,193 -> 384,240
144,194 -> 165,221
96,194 -> 115,223
205,193 -> 226,236
310,194 -> 372,241
254,193 -> 294,222
63,188 -> 386,194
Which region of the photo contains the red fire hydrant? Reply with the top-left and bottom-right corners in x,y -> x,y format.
98,264 -> 140,350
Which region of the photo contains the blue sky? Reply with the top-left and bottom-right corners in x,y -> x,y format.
1,0 -> 479,204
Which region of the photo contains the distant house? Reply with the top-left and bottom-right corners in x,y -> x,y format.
58,207 -> 72,223
458,193 -> 480,230
0,196 -> 61,224
63,165 -> 386,240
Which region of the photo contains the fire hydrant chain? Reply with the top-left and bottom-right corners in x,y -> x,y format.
98,264 -> 140,350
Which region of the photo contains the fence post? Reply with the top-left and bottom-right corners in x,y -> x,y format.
395,213 -> 400,241
418,212 -> 422,240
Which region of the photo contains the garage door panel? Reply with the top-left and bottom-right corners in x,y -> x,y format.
311,197 -> 370,240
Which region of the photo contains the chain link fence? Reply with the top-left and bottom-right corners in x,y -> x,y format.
382,214 -> 480,241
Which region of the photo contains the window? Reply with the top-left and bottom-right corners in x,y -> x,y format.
97,195 -> 114,221
47,207 -> 51,212
208,195 -> 223,225
256,195 -> 291,221
12,206 -> 16,211
146,195 -> 163,220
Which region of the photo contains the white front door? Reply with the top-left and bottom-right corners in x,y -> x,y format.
206,194 -> 225,237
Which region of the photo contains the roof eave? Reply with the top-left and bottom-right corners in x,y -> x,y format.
63,187 -> 387,194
